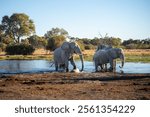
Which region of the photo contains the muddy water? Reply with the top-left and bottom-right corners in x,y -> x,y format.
0,60 -> 150,74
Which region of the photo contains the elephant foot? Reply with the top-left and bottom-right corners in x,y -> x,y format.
73,66 -> 77,69
55,67 -> 58,71
100,69 -> 105,72
104,69 -> 108,72
95,70 -> 100,72
65,68 -> 69,72
108,67 -> 113,72
71,68 -> 80,73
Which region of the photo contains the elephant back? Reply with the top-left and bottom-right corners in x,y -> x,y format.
61,42 -> 70,50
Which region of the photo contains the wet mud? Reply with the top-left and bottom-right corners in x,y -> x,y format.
0,72 -> 150,100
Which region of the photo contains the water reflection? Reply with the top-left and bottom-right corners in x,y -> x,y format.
0,60 -> 150,74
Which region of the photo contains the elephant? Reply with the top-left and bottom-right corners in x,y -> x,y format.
53,41 -> 84,72
93,48 -> 125,72
95,44 -> 112,71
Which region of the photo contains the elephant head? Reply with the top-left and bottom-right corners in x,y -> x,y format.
108,48 -> 125,69
113,48 -> 125,68
61,42 -> 84,71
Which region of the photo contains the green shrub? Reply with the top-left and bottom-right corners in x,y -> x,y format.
76,40 -> 85,51
0,43 -> 6,52
46,35 -> 65,51
5,44 -> 35,55
84,44 -> 96,50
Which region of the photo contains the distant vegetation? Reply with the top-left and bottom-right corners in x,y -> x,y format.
0,13 -> 150,54
5,43 -> 35,55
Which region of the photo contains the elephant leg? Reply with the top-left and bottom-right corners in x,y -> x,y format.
100,64 -> 104,72
95,61 -> 99,72
55,62 -> 58,71
69,57 -> 76,70
109,60 -> 113,72
65,60 -> 69,72
103,64 -> 107,72
59,64 -> 65,69
101,64 -> 104,69
113,60 -> 116,72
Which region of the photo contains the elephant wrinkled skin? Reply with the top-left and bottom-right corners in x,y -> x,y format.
54,41 -> 84,72
93,48 -> 125,72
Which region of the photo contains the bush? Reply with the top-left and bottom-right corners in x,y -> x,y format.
76,40 -> 85,51
0,43 -> 6,52
46,35 -> 65,51
5,44 -> 35,55
27,35 -> 47,48
84,44 -> 95,50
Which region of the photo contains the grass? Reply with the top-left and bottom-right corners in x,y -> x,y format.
0,49 -> 150,62
0,55 -> 53,60
125,55 -> 150,63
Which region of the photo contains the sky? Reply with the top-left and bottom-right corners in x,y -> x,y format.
0,0 -> 150,40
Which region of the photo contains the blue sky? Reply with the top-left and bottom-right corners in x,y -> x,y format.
0,0 -> 150,40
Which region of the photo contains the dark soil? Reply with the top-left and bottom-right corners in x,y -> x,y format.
0,72 -> 150,100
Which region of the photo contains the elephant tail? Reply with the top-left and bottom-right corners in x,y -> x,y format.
49,61 -> 55,67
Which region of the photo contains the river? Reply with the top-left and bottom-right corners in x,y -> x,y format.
0,60 -> 150,74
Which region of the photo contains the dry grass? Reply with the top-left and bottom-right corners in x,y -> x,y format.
0,49 -> 149,62
83,49 -> 150,56
124,49 -> 150,56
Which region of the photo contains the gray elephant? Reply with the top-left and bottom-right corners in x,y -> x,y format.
54,41 -> 84,72
93,48 -> 125,72
96,44 -> 112,71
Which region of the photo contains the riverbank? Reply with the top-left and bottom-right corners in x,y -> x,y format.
0,72 -> 150,99
0,49 -> 150,62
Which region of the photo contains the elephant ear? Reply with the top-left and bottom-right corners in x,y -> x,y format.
70,42 -> 76,49
61,42 -> 70,50
107,48 -> 117,59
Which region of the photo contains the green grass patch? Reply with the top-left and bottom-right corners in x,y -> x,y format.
125,55 -> 150,63
0,54 -> 149,63
0,55 -> 53,60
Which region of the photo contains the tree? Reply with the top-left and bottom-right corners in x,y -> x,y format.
0,13 -> 35,43
45,28 -> 68,51
46,35 -> 65,51
44,27 -> 68,39
27,35 -> 47,48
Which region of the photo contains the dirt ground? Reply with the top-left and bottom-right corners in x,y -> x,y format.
0,72 -> 150,100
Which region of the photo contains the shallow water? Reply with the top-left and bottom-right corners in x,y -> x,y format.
0,60 -> 150,74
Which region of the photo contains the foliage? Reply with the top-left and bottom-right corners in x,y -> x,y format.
0,12 -> 150,51
44,27 -> 68,38
98,37 -> 122,47
2,36 -> 14,44
0,43 -> 6,52
44,28 -> 68,51
27,35 -> 47,48
0,13 -> 35,43
122,38 -> 150,49
84,44 -> 95,50
76,39 -> 85,51
46,35 -> 65,51
5,43 -> 35,55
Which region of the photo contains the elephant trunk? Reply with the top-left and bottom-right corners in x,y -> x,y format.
119,53 -> 125,68
79,54 -> 84,71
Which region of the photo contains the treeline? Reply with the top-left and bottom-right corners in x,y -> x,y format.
0,13 -> 149,54
77,37 -> 150,50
